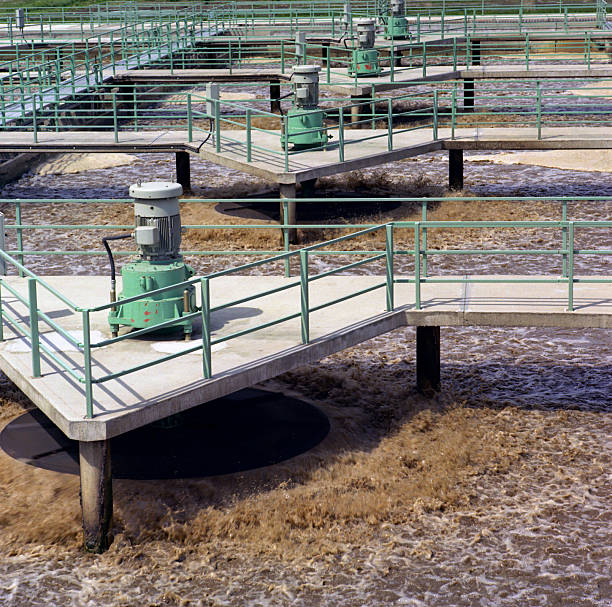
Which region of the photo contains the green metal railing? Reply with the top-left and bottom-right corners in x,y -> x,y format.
0,196 -> 610,418
0,1 -> 605,49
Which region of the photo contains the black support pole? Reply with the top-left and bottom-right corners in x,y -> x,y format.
270,80 -> 281,113
449,149 -> 464,191
464,78 -> 475,112
471,39 -> 481,66
300,178 -> 316,197
79,439 -> 113,553
175,151 -> 191,191
416,326 -> 441,397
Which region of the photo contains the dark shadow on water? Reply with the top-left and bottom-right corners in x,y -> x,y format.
215,194 -> 403,222
0,389 -> 330,480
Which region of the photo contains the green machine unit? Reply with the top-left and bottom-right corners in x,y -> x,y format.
106,182 -> 196,340
286,64 -> 328,150
349,19 -> 381,77
384,0 -> 408,40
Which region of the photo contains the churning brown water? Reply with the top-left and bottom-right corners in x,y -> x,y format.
0,148 -> 610,606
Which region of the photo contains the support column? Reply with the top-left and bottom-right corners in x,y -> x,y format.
300,178 -> 316,197
175,151 -> 191,191
471,39 -> 481,66
416,326 -> 440,397
448,149 -> 463,191
270,80 -> 281,113
394,50 -> 403,67
279,183 -> 298,244
322,42 -> 330,66
79,439 -> 113,553
463,78 -> 474,112
350,95 -> 369,126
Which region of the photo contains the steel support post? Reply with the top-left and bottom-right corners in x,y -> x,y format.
280,183 -> 297,244
79,439 -> 113,553
270,80 -> 281,113
175,151 -> 191,191
449,149 -> 463,191
416,326 -> 440,397
394,49 -> 402,67
463,79 -> 475,112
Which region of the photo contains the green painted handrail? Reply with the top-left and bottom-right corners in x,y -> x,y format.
0,202 -> 611,417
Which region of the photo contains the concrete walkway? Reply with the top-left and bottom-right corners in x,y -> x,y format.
0,274 -> 610,442
1,126 -> 612,184
113,63 -> 612,97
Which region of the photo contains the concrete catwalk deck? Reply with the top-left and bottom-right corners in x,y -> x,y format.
113,64 -> 612,97
0,275 -> 610,442
1,127 -> 611,184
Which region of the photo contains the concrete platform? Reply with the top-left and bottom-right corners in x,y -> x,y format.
0,274 -> 611,443
113,63 -> 612,97
196,126 -> 612,182
2,126 -> 612,185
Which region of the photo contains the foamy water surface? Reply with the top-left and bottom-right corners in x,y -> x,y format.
0,122 -> 610,606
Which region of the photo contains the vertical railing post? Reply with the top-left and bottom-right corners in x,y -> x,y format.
82,310 -> 93,418
422,41 -> 426,77
32,94 -> 38,143
432,90 -> 438,140
451,85 -> 457,139
338,109 -> 345,162
385,224 -> 394,311
15,201 -> 24,277
200,278 -> 212,379
387,97 -> 393,151
567,221 -> 574,311
587,31 -> 591,69
422,201 -> 428,277
283,114 -> 289,171
299,249 -> 309,344
371,85 -> 376,131
28,278 -> 41,378
414,222 -> 421,310
0,213 -> 5,278
281,39 -> 285,73
112,93 -> 118,143
215,99 -> 221,152
562,201 -> 568,278
246,108 -> 252,162
536,81 -> 542,140
187,93 -> 193,142
283,200 -> 290,277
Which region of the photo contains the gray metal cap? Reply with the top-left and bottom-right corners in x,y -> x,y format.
293,64 -> 321,74
129,182 -> 183,200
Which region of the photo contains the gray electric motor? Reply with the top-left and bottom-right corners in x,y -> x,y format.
356,18 -> 376,49
390,0 -> 404,16
292,65 -> 321,109
129,181 -> 183,261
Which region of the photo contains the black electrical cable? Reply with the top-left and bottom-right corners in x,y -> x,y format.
277,90 -> 294,116
196,116 -> 214,152
102,233 -> 132,284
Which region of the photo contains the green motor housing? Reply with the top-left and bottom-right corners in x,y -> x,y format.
286,107 -> 327,150
384,16 -> 408,40
349,48 -> 381,77
109,259 -> 195,337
